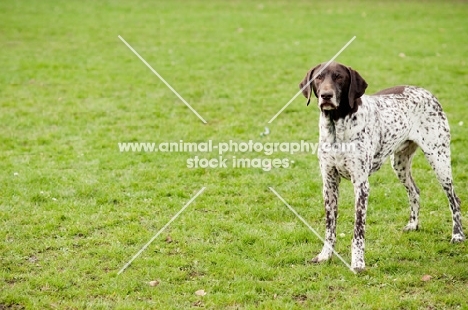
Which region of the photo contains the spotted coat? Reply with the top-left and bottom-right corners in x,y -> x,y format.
299,62 -> 465,272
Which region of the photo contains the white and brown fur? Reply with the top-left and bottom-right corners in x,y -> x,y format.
299,62 -> 465,272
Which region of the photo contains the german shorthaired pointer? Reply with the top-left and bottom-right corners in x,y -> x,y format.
299,62 -> 465,272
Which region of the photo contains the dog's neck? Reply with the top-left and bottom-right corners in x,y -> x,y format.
319,98 -> 362,142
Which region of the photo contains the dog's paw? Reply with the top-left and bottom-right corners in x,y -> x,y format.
403,222 -> 419,231
351,260 -> 366,273
451,233 -> 466,243
352,266 -> 366,273
310,252 -> 332,264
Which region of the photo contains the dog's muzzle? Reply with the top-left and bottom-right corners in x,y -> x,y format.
320,102 -> 338,110
319,90 -> 337,110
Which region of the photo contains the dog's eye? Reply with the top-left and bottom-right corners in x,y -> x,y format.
316,73 -> 324,80
333,73 -> 342,80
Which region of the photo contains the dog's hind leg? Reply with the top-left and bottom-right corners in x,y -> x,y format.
422,145 -> 465,242
415,111 -> 465,242
391,141 -> 420,231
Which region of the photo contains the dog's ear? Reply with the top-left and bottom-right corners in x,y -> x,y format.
299,65 -> 320,106
346,67 -> 368,109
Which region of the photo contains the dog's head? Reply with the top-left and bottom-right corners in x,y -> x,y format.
299,62 -> 368,114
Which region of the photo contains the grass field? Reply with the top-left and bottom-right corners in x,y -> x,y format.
1,0 -> 468,309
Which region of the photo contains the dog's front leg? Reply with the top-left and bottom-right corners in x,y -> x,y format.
312,167 -> 340,263
351,179 -> 369,272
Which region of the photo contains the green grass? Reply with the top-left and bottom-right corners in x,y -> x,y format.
1,0 -> 468,308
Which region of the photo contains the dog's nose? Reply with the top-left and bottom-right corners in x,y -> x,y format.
321,91 -> 333,100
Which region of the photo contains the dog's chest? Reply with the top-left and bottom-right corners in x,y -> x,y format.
318,115 -> 371,179
318,97 -> 411,178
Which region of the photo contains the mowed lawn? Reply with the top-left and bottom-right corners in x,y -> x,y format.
1,0 -> 468,308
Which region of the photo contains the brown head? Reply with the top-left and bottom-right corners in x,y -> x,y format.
299,62 -> 368,118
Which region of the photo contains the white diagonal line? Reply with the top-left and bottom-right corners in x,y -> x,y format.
117,187 -> 206,275
269,187 -> 356,274
118,35 -> 207,124
267,36 -> 356,124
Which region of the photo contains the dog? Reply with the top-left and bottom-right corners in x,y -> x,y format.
299,61 -> 465,272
